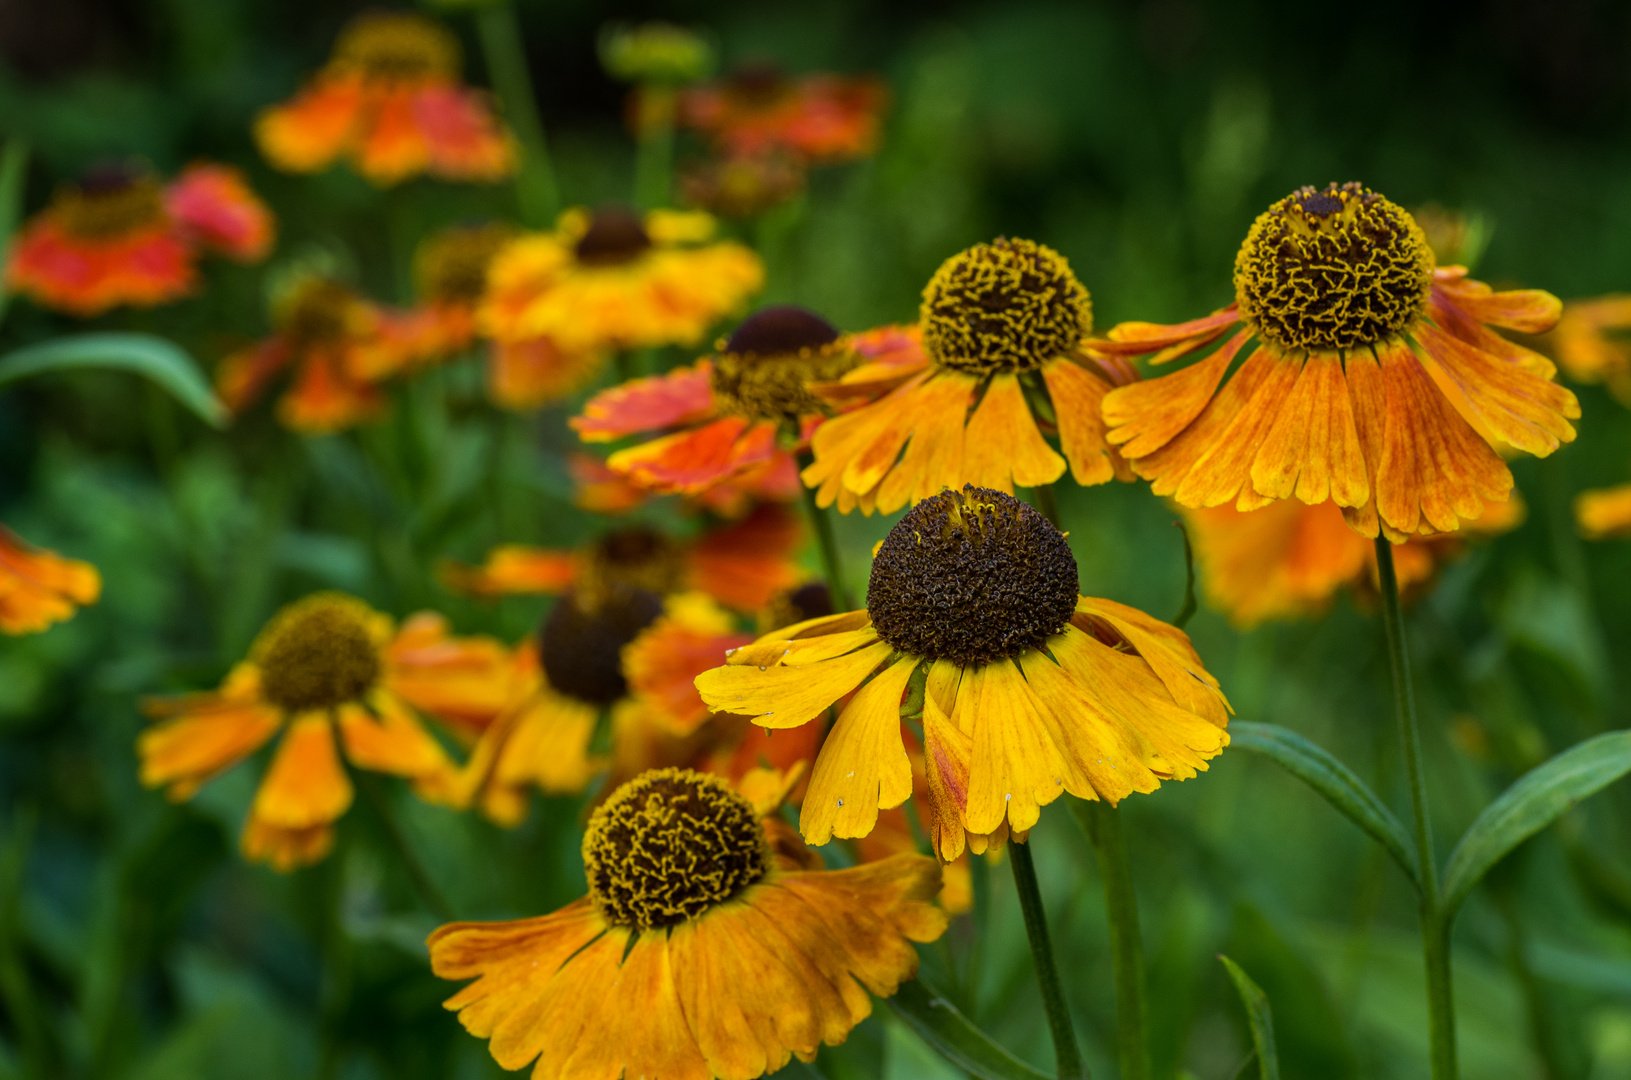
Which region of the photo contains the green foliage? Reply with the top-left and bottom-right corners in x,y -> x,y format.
0,334 -> 227,427
1218,955 -> 1279,1080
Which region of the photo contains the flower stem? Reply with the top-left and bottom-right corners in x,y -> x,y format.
356,773 -> 455,922
475,3 -> 559,228
1073,800 -> 1150,1080
796,458 -> 852,611
1009,840 -> 1087,1080
632,84 -> 677,210
1375,537 -> 1457,1080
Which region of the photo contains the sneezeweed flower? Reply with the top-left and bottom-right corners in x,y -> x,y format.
696,486 -> 1231,859
568,451 -> 802,518
1412,203 -> 1489,270
623,592 -> 754,736
0,525 -> 100,635
573,305 -> 880,495
1546,295 -> 1631,405
1576,485 -> 1631,541
1099,182 -> 1579,541
7,161 -> 274,317
802,240 -> 1138,515
255,11 -> 514,186
1184,495 -> 1524,628
480,206 -> 762,366
599,22 -> 715,85
216,276 -> 389,433
680,149 -> 807,219
137,593 -> 497,870
430,767 -> 947,1080
680,64 -> 888,164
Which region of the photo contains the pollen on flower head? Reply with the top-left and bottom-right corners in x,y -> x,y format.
331,12 -> 460,81
414,223 -> 516,304
867,485 -> 1079,666
1234,182 -> 1435,352
53,164 -> 167,239
709,305 -> 862,425
253,593 -> 382,712
919,238 -> 1092,375
583,767 -> 770,930
573,206 -> 654,266
539,584 -> 665,705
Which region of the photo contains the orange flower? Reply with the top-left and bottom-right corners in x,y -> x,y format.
138,594 -> 502,870
623,593 -> 755,736
803,240 -> 1137,515
1546,295 -> 1631,405
429,768 -> 945,1080
6,161 -> 275,317
573,305 -> 884,495
680,149 -> 806,219
569,451 -> 802,518
0,525 -> 100,635
679,65 -> 888,164
1184,494 -> 1524,627
1576,484 -> 1631,541
1099,182 -> 1578,542
255,12 -> 514,186
443,503 -> 803,615
216,277 -> 390,433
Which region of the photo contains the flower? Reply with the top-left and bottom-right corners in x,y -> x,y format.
1183,494 -> 1524,627
0,525 -> 100,635
1098,182 -> 1579,542
216,276 -> 390,433
567,451 -> 801,518
1546,295 -> 1631,405
600,22 -> 715,85
137,594 -> 504,870
623,592 -> 755,736
681,150 -> 807,219
480,206 -> 762,363
802,240 -> 1138,515
573,305 -> 882,495
696,486 -> 1230,859
429,767 -> 946,1080
254,11 -> 514,186
1576,485 -> 1631,541
679,65 -> 887,164
6,161 -> 274,317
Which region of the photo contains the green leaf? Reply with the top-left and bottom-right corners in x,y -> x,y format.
1230,722 -> 1420,890
1442,730 -> 1631,917
1219,955 -> 1280,1080
0,138 -> 30,327
0,333 -> 228,428
886,980 -> 1053,1080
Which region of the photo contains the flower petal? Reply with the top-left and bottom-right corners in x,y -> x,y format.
800,657 -> 917,844
252,714 -> 353,829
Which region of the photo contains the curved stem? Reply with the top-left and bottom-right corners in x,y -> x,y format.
796,457 -> 852,611
1375,537 -> 1456,1079
1009,841 -> 1086,1080
1074,801 -> 1150,1080
357,773 -> 455,921
475,3 -> 559,228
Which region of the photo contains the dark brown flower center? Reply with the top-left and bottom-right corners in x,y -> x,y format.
920,238 -> 1093,375
254,594 -> 381,713
758,581 -> 833,634
539,585 -> 664,706
275,278 -> 362,343
709,305 -> 860,424
574,207 -> 653,266
53,165 -> 166,239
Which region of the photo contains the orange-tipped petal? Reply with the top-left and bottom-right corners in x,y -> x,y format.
572,362 -> 718,441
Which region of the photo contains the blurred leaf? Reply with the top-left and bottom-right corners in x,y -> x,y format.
0,137 -> 27,326
118,1002 -> 235,1080
0,334 -> 227,428
1230,722 -> 1420,890
886,980 -> 1053,1080
1219,955 -> 1279,1080
1442,730 -> 1631,917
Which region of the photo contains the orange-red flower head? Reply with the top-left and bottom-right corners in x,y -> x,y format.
680,65 -> 887,164
0,525 -> 100,635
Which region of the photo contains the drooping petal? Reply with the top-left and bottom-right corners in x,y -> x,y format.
687,502 -> 804,612
572,361 -> 718,441
1171,346 -> 1302,511
1103,329 -> 1249,460
919,683 -> 972,862
1249,350 -> 1369,508
697,638 -> 890,730
1041,357 -> 1122,486
255,75 -> 364,174
961,374 -> 1066,492
961,660 -> 1071,836
251,714 -> 353,829
137,698 -> 282,801
1413,322 -> 1579,457
800,657 -> 917,844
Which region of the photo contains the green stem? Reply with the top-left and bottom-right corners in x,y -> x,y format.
1073,801 -> 1150,1080
1375,537 -> 1456,1080
632,84 -> 677,210
1008,841 -> 1086,1080
356,774 -> 455,921
1171,520 -> 1197,630
475,3 -> 559,228
796,457 -> 852,611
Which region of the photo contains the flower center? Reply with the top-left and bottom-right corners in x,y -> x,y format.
253,594 -> 381,713
539,585 -> 665,706
920,238 -> 1093,375
275,278 -> 361,343
332,12 -> 460,81
1234,182 -> 1435,352
708,305 -> 861,424
725,62 -> 792,107
583,767 -> 770,931
577,527 -> 687,610
54,165 -> 166,239
573,207 -> 653,266
414,222 -> 515,305
867,485 -> 1079,666
759,581 -> 833,633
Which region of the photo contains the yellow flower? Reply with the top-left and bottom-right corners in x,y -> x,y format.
0,525 -> 100,635
696,486 -> 1230,860
1576,484 -> 1631,541
1547,295 -> 1631,405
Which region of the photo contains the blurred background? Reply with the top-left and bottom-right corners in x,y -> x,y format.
3,1 -> 1631,1078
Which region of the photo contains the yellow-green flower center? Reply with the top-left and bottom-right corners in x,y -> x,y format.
867,485 -> 1079,666
709,305 -> 860,424
920,238 -> 1092,375
332,12 -> 460,81
254,594 -> 381,713
274,278 -> 363,344
583,767 -> 770,930
414,223 -> 516,305
54,166 -> 166,239
1234,182 -> 1435,352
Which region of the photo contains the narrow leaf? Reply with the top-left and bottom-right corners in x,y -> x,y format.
1230,722 -> 1420,890
0,138 -> 30,326
887,980 -> 1053,1080
0,333 -> 228,427
1442,730 -> 1631,917
1219,956 -> 1279,1080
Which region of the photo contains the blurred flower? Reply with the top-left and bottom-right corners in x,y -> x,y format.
1183,494 -> 1524,627
1099,182 -> 1577,542
137,594 -> 505,871
623,592 -> 753,736
680,149 -> 806,219
255,11 -> 514,186
600,22 -> 714,86
680,64 -> 887,164
569,451 -> 802,518
0,525 -> 100,635
1412,203 -> 1490,270
216,276 -> 391,433
696,487 -> 1230,858
6,161 -> 274,317
429,767 -> 946,1080
803,241 -> 1137,515
480,206 -> 762,363
573,305 -> 877,496
442,504 -> 803,614
1576,484 -> 1631,541
1545,295 -> 1631,405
